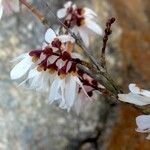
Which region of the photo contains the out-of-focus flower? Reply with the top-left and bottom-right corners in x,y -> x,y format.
118,83 -> 150,106
136,115 -> 150,140
45,28 -> 75,44
3,0 -> 19,15
0,0 -> 3,20
57,1 -> 102,47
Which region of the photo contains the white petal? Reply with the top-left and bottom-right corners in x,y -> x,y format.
85,19 -> 103,35
38,73 -> 50,91
28,74 -> 41,89
0,5 -> 3,20
18,68 -> 40,86
136,115 -> 150,132
10,56 -> 32,80
79,27 -> 89,47
57,8 -> 67,18
58,35 -> 75,43
59,80 -> 66,108
84,14 -> 95,19
28,68 -> 40,78
49,78 -> 62,103
64,1 -> 72,8
45,28 -> 56,43
118,93 -> 150,106
65,76 -> 77,109
129,83 -> 150,97
29,72 -> 50,91
141,90 -> 150,98
129,83 -> 141,94
84,7 -> 97,16
10,53 -> 29,62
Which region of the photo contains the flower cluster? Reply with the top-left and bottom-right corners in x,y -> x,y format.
118,84 -> 150,139
57,1 -> 102,47
10,1 -> 105,112
10,28 -> 103,112
7,0 -> 150,141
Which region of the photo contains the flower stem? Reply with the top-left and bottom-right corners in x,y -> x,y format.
19,0 -> 49,27
100,17 -> 115,69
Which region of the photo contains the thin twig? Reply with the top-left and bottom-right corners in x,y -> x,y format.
19,0 -> 49,27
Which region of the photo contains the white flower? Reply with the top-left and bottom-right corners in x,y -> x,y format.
136,115 -> 150,140
118,83 -> 150,106
0,0 -> 3,20
57,1 -> 102,47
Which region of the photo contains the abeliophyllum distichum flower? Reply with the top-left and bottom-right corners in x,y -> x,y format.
57,1 -> 102,47
118,84 -> 150,139
10,27 -> 104,112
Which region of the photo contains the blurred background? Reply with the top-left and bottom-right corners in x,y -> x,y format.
0,0 -> 150,149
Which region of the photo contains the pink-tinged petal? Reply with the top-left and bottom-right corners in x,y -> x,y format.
45,28 -> 56,43
136,115 -> 150,132
118,93 -> 150,106
74,90 -> 89,114
85,19 -> 103,35
48,55 -> 59,64
64,1 -> 72,8
10,55 -> 33,80
58,35 -> 75,43
84,7 -> 97,16
79,27 -> 89,47
75,77 -> 92,101
57,8 -> 67,18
